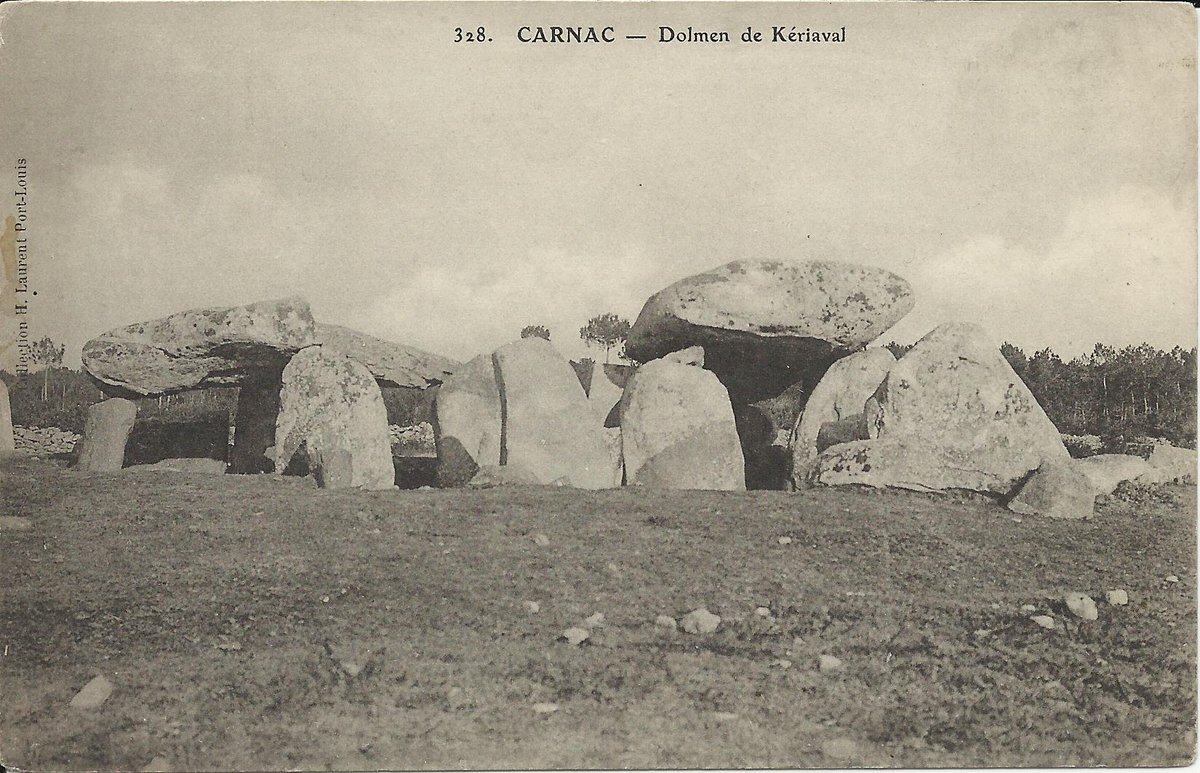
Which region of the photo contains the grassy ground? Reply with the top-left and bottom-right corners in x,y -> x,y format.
1,456 -> 1195,771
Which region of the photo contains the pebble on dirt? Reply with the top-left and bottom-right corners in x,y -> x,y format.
69,674 -> 114,710
1031,615 -> 1056,629
532,533 -> 550,547
1020,604 -> 1037,613
818,654 -> 844,673
532,702 -> 559,715
680,608 -> 721,634
754,606 -> 772,618
1106,589 -> 1129,606
654,615 -> 677,630
1065,592 -> 1099,621
523,600 -> 540,614
777,536 -> 793,545
1166,575 -> 1180,583
562,627 -> 590,646
583,612 -> 605,629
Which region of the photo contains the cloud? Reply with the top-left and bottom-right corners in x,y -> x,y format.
885,186 -> 1197,355
345,245 -> 669,362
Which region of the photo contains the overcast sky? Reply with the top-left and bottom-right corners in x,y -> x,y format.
0,1 -> 1194,371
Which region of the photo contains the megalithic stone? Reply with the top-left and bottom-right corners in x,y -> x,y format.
75,398 -> 138,471
229,375 -> 283,474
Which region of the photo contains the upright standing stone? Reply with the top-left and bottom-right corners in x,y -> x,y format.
274,347 -> 394,490
75,398 -> 138,471
789,348 -> 896,488
493,338 -> 618,489
432,353 -> 503,487
229,376 -> 283,473
0,379 -> 13,455
619,356 -> 744,490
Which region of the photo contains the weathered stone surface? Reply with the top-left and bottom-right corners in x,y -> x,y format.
789,348 -> 895,487
828,321 -> 1068,495
1140,444 -> 1197,485
126,457 -> 228,474
494,338 -> 618,489
75,398 -> 138,472
1076,454 -> 1153,495
625,260 -> 914,402
810,437 -> 975,492
229,377 -> 283,473
82,297 -> 316,395
0,379 -> 12,454
662,346 -> 705,367
1007,458 -> 1095,520
432,353 -> 502,487
314,323 -> 458,388
619,356 -> 744,490
274,347 -> 394,490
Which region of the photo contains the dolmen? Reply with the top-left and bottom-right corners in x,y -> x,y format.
78,297 -> 458,488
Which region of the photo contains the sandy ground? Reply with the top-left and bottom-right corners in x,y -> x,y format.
1,455 -> 1194,770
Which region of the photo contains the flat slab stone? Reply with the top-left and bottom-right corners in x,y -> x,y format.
625,260 -> 913,402
314,323 -> 458,388
82,297 -> 316,395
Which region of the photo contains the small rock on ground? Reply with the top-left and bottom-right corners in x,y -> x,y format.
561,627 -> 589,646
680,608 -> 721,634
523,600 -> 540,614
754,606 -> 772,618
532,702 -> 559,714
1031,615 -> 1056,629
532,533 -> 550,547
1106,589 -> 1129,606
777,536 -> 793,545
1065,592 -> 1098,621
654,615 -> 677,630
70,674 -> 114,709
582,612 -> 605,629
1166,575 -> 1180,583
818,654 -> 844,673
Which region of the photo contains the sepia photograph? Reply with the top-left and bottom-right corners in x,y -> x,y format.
0,1 -> 1196,770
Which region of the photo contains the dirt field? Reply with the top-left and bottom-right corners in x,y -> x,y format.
1,456 -> 1195,771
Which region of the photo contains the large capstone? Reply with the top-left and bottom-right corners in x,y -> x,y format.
812,322 -> 1068,495
789,347 -> 896,489
625,260 -> 913,402
74,398 -> 138,472
432,352 -> 503,487
314,323 -> 458,388
274,346 -> 394,490
493,338 -> 619,489
82,297 -> 316,395
619,355 -> 744,490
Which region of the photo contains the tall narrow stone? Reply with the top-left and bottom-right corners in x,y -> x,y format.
229,376 -> 283,473
75,398 -> 138,471
432,353 -> 503,487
